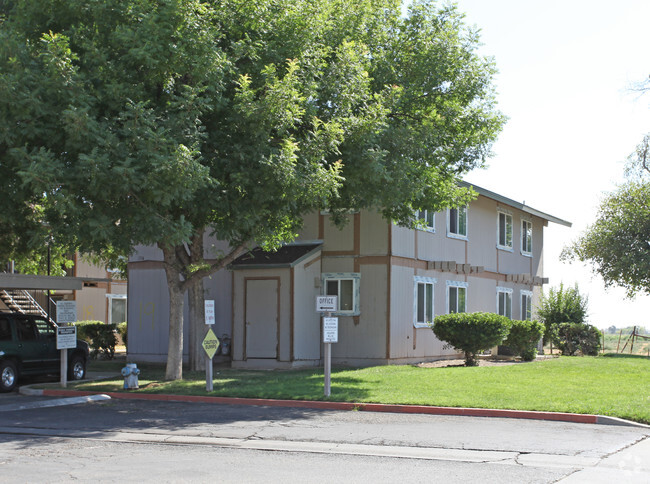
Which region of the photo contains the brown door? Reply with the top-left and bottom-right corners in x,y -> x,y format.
245,279 -> 279,359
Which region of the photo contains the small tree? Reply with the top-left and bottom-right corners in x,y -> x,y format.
537,283 -> 588,345
550,322 -> 601,356
502,320 -> 544,361
432,312 -> 511,366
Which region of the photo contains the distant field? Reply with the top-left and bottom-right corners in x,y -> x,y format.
603,330 -> 650,356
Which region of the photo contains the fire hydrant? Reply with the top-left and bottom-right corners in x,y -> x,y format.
121,363 -> 140,390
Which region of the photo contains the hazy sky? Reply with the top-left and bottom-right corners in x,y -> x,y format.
449,0 -> 650,328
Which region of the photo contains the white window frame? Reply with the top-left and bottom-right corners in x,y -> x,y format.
521,290 -> 533,321
496,287 -> 513,319
447,206 -> 468,240
413,276 -> 437,328
497,209 -> 513,251
106,294 -> 127,324
322,272 -> 361,316
446,280 -> 468,314
521,219 -> 533,256
415,210 -> 435,232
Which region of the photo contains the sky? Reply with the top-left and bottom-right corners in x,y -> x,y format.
448,0 -> 650,329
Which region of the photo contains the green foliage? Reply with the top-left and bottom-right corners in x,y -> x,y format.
503,320 -> 544,361
74,321 -> 117,359
432,312 -> 511,366
563,182 -> 650,297
550,322 -> 602,356
537,284 -> 588,345
1,0 -> 504,379
117,322 -> 127,347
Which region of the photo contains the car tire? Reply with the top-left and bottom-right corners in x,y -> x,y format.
0,360 -> 18,393
68,355 -> 86,381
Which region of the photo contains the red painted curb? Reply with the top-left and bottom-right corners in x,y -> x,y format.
41,389 -> 599,424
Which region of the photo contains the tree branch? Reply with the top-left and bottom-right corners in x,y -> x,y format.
180,241 -> 250,292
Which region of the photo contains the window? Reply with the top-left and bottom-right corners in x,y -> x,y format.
521,290 -> 533,321
322,273 -> 361,315
448,206 -> 468,238
16,319 -> 37,341
415,210 -> 435,232
34,318 -> 55,336
414,277 -> 436,327
497,287 -> 513,319
497,211 -> 513,250
521,219 -> 533,255
107,294 -> 127,324
447,281 -> 467,313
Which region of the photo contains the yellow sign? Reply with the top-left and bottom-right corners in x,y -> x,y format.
202,329 -> 220,359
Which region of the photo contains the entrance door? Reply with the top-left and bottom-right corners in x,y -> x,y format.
245,279 -> 279,359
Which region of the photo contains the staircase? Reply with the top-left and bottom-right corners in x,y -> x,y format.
0,289 -> 53,321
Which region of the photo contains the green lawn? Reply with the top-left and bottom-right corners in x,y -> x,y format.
77,355 -> 650,424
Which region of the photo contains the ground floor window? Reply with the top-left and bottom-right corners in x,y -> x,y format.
414,276 -> 436,327
497,287 -> 513,319
322,273 -> 361,315
446,280 -> 468,314
521,290 -> 533,320
107,294 -> 127,324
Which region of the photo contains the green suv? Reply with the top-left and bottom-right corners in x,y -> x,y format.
0,312 -> 89,392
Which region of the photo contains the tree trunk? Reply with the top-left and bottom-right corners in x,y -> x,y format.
188,278 -> 206,371
162,248 -> 185,381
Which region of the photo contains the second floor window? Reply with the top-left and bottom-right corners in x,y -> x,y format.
448,206 -> 467,238
498,211 -> 513,249
415,210 -> 435,232
521,219 -> 533,255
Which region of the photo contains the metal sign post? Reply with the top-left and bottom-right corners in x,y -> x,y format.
56,301 -> 77,388
202,328 -> 220,392
316,297 -> 338,397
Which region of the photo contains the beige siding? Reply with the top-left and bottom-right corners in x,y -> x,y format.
292,254 -> 321,361
467,198 -> 498,272
332,264 -> 387,361
391,224 -> 415,258
322,214 -> 354,251
360,210 -> 389,255
297,211 -> 320,240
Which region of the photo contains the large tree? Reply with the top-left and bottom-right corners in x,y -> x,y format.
563,135 -> 650,297
1,0 -> 505,379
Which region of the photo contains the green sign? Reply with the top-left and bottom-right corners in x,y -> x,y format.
202,329 -> 220,359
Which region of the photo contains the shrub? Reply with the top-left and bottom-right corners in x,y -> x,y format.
117,322 -> 127,347
73,321 -> 117,359
537,283 -> 588,345
550,322 -> 602,356
503,320 -> 544,361
433,312 -> 511,366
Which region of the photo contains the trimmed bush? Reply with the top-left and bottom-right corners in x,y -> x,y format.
503,320 -> 544,361
117,322 -> 127,347
74,321 -> 117,359
550,322 -> 602,356
433,312 -> 511,366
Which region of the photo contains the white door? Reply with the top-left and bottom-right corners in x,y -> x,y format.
245,279 -> 279,359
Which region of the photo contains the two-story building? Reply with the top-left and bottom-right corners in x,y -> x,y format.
126,183 -> 570,367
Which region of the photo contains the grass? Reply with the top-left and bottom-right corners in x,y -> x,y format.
603,331 -> 650,356
73,355 -> 650,424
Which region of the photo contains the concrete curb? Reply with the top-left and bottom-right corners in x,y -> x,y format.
33,388 -> 649,428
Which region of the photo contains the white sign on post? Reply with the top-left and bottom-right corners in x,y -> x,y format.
323,317 -> 338,343
56,301 -> 77,324
204,300 -> 215,325
316,296 -> 337,312
57,326 -> 77,350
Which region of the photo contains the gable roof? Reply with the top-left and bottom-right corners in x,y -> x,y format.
230,243 -> 322,270
460,181 -> 572,227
